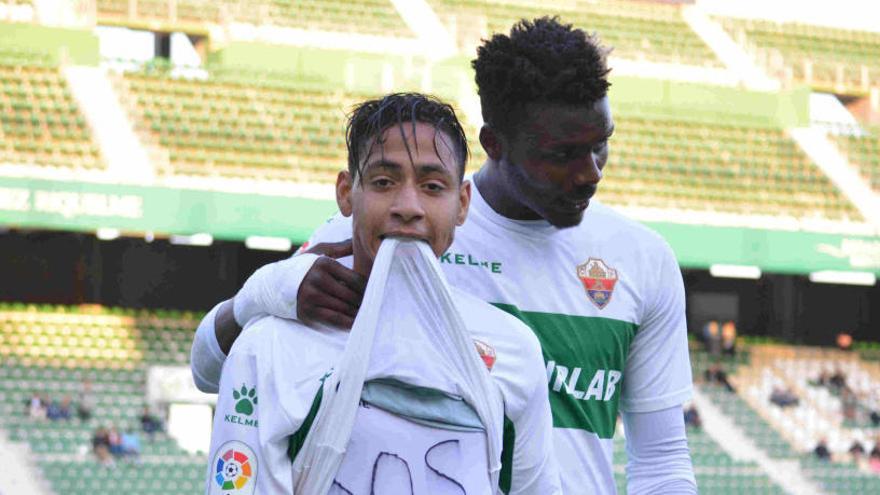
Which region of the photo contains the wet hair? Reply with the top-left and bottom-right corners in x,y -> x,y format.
472,16 -> 612,137
346,92 -> 470,182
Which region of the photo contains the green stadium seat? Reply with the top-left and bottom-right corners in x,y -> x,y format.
95,0 -> 413,38
429,0 -> 721,67
717,17 -> 880,94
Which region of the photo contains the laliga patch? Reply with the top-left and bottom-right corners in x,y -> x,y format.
473,339 -> 496,371
211,440 -> 257,494
577,257 -> 618,309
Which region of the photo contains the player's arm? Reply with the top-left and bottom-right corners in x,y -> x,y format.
620,240 -> 696,494
621,406 -> 695,494
190,215 -> 364,393
506,327 -> 562,495
205,332 -> 295,494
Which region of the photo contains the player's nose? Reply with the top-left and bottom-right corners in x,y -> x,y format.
572,154 -> 602,187
389,183 -> 425,222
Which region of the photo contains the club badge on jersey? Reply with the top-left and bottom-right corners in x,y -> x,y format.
577,258 -> 618,309
473,340 -> 496,371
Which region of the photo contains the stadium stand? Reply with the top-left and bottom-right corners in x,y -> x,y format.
602,116 -> 862,221
118,69 -> 356,181
800,456 -> 880,494
832,128 -> 880,193
429,0 -> 721,66
95,0 -> 414,37
0,46 -> 103,170
110,64 -> 861,222
2,1 -> 879,493
737,346 -> 880,439
0,303 -> 204,495
114,66 -> 486,182
688,342 -> 880,494
614,428 -> 787,494
717,17 -> 880,94
6,303 -> 877,494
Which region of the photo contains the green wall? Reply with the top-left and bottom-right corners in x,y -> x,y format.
208,43 -> 809,129
0,22 -> 99,65
1,177 -> 877,275
609,77 -> 811,128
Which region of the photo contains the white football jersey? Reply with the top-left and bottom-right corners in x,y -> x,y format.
204,286 -> 560,494
296,179 -> 692,494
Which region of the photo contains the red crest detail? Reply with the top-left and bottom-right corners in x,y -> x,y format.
577,258 -> 618,309
473,339 -> 496,371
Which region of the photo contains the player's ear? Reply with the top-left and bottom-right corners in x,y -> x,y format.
479,125 -> 503,161
336,170 -> 354,217
456,178 -> 471,226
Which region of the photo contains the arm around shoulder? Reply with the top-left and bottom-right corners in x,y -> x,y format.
191,301 -> 230,393
189,254 -> 321,393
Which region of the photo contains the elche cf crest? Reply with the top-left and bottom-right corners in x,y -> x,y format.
473,339 -> 496,371
577,258 -> 618,309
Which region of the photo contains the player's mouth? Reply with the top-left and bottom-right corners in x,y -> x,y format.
555,197 -> 591,214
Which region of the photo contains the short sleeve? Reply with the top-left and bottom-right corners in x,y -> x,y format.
205,331 -> 295,494
619,241 -> 692,413
191,302 -> 227,393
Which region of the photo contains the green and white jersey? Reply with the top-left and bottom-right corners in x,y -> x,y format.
300,180 -> 692,494
446,184 -> 693,493
204,286 -> 560,494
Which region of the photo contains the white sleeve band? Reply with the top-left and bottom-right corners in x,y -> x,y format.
232,253 -> 321,327
190,302 -> 228,393
622,405 -> 697,495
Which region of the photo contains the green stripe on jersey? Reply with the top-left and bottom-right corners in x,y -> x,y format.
493,304 -> 638,439
288,382 -> 324,462
499,415 -> 514,494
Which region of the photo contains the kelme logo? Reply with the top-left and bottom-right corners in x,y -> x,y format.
233,384 -> 258,416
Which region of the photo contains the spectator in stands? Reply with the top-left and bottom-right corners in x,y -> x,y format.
811,370 -> 830,387
869,441 -> 880,474
870,435 -> 880,458
702,320 -> 721,355
108,425 -> 124,457
769,385 -> 799,408
120,427 -> 142,463
870,409 -> 880,427
829,368 -> 847,390
814,437 -> 831,461
704,363 -> 736,393
849,440 -> 866,468
140,406 -> 163,440
77,379 -> 95,422
26,392 -> 46,420
841,387 -> 858,421
721,320 -> 737,356
92,426 -> 114,467
46,395 -> 72,421
45,398 -> 61,420
683,405 -> 702,429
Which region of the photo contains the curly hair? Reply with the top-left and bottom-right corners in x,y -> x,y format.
346,92 -> 469,182
472,16 -> 612,136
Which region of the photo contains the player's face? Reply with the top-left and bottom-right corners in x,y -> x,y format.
337,121 -> 471,277
495,97 -> 613,228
